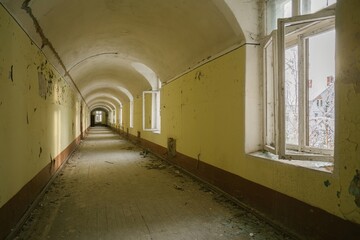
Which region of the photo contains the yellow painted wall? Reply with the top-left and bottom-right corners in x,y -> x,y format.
335,0 -> 360,223
0,6 -> 89,208
123,1 -> 360,224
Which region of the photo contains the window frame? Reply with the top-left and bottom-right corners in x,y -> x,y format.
263,31 -> 279,155
263,9 -> 336,162
142,90 -> 161,133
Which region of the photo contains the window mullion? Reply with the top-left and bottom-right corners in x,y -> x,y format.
292,0 -> 301,16
277,19 -> 286,159
262,40 -> 268,150
304,38 -> 310,147
273,31 -> 279,156
298,35 -> 306,151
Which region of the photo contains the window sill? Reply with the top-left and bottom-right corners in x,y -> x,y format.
249,151 -> 334,173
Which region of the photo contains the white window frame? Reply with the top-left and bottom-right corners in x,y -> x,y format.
142,90 -> 161,133
263,30 -> 279,155
263,9 -> 335,162
119,105 -> 123,127
266,0 -> 337,34
129,101 -> 134,128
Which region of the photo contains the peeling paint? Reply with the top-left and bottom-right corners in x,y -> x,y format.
21,0 -> 85,102
324,180 -> 331,187
337,191 -> 341,198
195,71 -> 204,80
348,170 -> 360,207
8,65 -> 13,82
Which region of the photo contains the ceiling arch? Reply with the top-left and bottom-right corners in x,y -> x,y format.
70,55 -> 151,97
86,93 -> 122,108
88,98 -> 117,111
90,105 -> 111,113
84,87 -> 129,106
1,0 -> 254,106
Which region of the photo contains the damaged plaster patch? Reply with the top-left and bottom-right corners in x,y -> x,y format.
337,191 -> 341,198
9,65 -> 13,82
324,180 -> 331,187
195,71 -> 204,80
348,169 -> 360,207
39,147 -> 42,158
22,0 -> 84,101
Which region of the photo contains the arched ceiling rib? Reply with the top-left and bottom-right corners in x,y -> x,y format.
69,55 -> 151,97
90,105 -> 111,113
88,97 -> 117,110
86,93 -> 122,108
1,0 -> 249,106
81,84 -> 135,104
84,88 -> 128,106
88,98 -> 117,109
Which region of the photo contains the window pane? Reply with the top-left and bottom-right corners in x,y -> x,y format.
265,40 -> 275,147
307,30 -> 335,149
285,45 -> 299,145
266,0 -> 293,34
301,0 -> 336,14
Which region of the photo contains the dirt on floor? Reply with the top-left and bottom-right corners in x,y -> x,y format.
14,127 -> 296,240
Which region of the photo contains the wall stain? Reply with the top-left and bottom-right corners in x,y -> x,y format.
324,180 -> 331,187
38,147 -> 42,158
33,107 -> 37,112
8,65 -> 13,82
22,0 -> 85,103
337,191 -> 341,198
195,71 -> 204,80
26,112 -> 29,124
348,169 -> 360,207
38,61 -> 55,100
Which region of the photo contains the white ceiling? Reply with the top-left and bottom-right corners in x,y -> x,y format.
1,0 -> 255,110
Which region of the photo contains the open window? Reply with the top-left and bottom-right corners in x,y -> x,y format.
142,90 -> 160,133
263,9 -> 335,161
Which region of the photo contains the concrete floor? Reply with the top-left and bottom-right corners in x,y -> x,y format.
14,127 -> 294,240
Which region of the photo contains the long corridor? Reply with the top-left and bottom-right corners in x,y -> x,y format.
15,127 -> 294,240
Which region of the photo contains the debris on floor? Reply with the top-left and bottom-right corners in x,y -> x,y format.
14,127 -> 295,240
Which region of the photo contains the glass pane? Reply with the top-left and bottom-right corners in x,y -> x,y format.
301,0 -> 336,14
266,0 -> 293,34
265,40 -> 275,147
307,30 -> 335,149
285,45 -> 299,145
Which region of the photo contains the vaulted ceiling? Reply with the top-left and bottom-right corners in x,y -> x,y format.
1,0 -> 251,111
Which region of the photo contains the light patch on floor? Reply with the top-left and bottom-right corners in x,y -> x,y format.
15,127 -> 294,240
